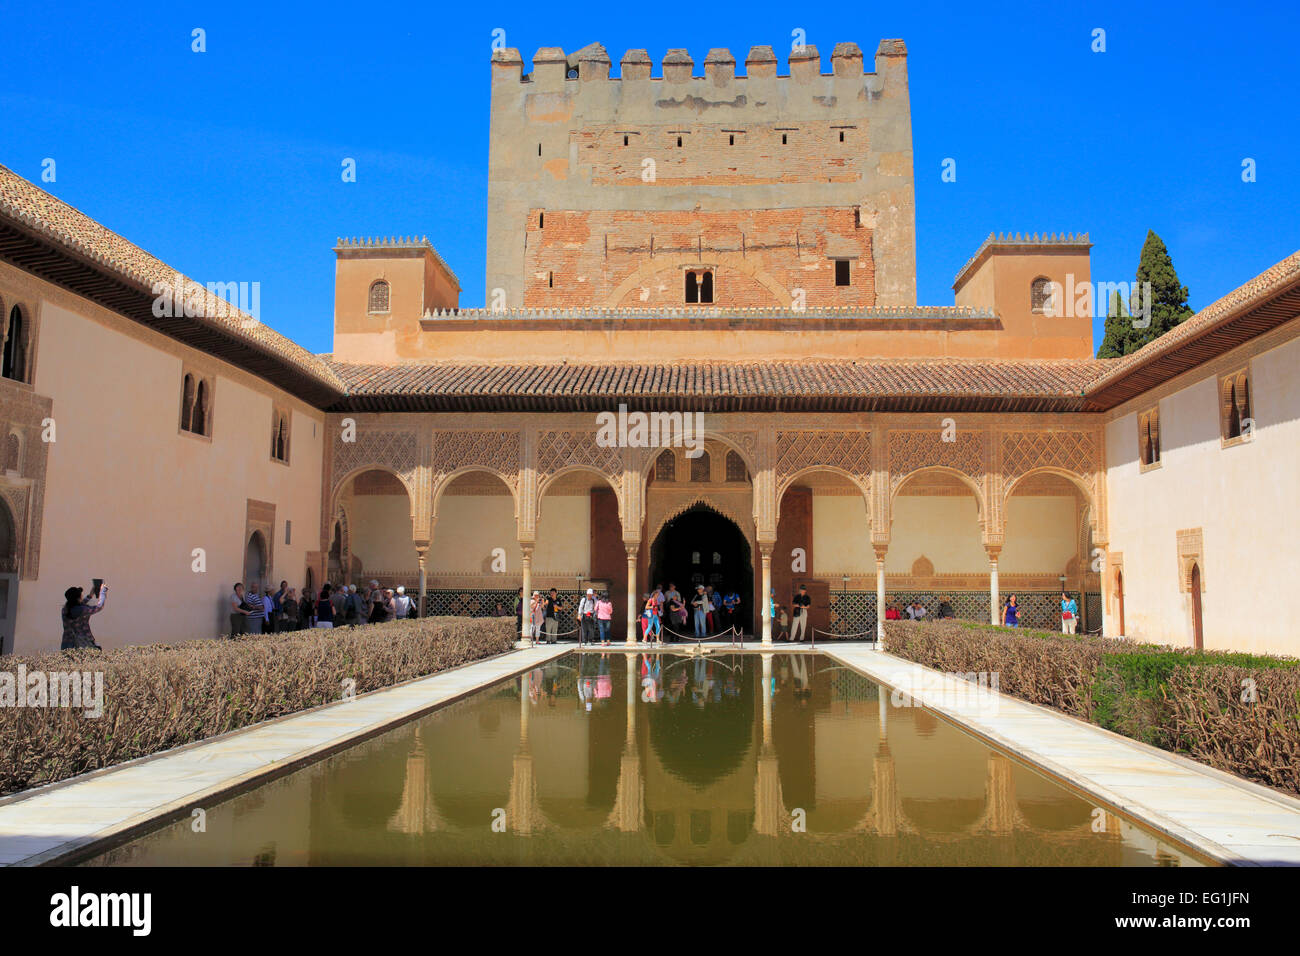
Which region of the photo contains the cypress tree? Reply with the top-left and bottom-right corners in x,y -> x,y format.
1096,230 -> 1193,357
1096,290 -> 1130,359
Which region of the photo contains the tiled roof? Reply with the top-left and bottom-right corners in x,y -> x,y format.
0,164 -> 346,400
1084,249 -> 1300,407
328,358 -> 1110,412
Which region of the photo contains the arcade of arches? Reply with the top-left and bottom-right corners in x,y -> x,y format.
319,413 -> 1105,643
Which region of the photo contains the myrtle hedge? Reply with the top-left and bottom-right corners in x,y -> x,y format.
883,620 -> 1300,796
0,616 -> 516,797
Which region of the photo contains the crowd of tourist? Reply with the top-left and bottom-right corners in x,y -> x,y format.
227,579 -> 416,638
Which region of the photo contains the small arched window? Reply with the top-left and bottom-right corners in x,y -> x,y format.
690,451 -> 710,482
725,450 -> 747,482
272,412 -> 289,462
3,305 -> 26,382
1222,370 -> 1252,441
1139,406 -> 1160,468
368,280 -> 391,314
193,380 -> 209,436
655,449 -> 675,481
1030,277 -> 1054,315
685,271 -> 699,304
180,373 -> 196,432
699,271 -> 714,304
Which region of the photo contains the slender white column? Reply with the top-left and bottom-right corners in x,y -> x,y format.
760,546 -> 773,647
988,549 -> 1001,625
625,546 -> 638,646
874,547 -> 887,645
519,545 -> 533,646
416,546 -> 427,619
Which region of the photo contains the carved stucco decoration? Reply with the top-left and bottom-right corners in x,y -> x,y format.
0,484 -> 29,577
1001,430 -> 1102,534
431,429 -> 519,487
0,386 -> 53,579
644,491 -> 756,548
775,430 -> 872,501
888,429 -> 985,498
332,427 -> 421,499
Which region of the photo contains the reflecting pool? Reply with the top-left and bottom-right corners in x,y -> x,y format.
85,652 -> 1204,866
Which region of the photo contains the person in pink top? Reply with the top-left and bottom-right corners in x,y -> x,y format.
595,592 -> 614,645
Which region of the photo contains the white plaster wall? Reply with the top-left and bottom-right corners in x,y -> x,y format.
429,495 -> 518,573
427,493 -> 590,576
811,494 -> 871,572
18,299 -> 325,652
999,496 -> 1078,574
886,496 -> 985,574
1104,333 -> 1300,655
535,495 -> 589,575
348,495 -> 417,573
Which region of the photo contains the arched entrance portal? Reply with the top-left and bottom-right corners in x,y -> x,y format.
649,505 -> 753,637
245,531 -> 267,587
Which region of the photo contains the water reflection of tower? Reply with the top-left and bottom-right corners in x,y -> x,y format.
642,652 -> 757,864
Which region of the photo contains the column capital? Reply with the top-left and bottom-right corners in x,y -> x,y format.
984,545 -> 1003,562
872,543 -> 889,563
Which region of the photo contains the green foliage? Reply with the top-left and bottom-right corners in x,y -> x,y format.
883,620 -> 1300,795
1096,230 -> 1194,358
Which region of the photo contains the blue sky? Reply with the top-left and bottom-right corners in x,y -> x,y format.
2,0 -> 1296,355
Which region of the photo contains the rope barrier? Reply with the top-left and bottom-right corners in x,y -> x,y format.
812,626 -> 880,640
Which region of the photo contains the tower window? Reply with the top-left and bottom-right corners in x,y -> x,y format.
677,136 -> 682,147
729,134 -> 734,145
623,135 -> 628,146
368,280 -> 390,314
539,212 -> 544,228
538,143 -> 542,156
782,133 -> 787,145
839,130 -> 845,142
548,271 -> 554,288
1030,276 -> 1054,315
835,260 -> 851,286
686,270 -> 714,304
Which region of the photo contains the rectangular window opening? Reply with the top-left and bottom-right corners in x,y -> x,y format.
835,259 -> 851,286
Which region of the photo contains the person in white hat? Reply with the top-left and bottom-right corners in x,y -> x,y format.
577,587 -> 598,644
393,585 -> 411,619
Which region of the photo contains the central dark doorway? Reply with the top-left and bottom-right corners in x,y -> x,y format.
649,504 -> 753,637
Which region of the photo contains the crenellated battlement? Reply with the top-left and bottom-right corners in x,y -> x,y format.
490,39 -> 906,86
486,37 -> 917,312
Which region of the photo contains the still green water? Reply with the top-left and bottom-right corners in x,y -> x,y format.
86,652 -> 1202,866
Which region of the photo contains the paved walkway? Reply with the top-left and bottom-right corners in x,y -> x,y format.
823,644 -> 1300,866
0,644 -> 567,866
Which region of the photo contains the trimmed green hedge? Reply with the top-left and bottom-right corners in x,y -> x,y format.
883,620 -> 1300,796
0,616 -> 516,797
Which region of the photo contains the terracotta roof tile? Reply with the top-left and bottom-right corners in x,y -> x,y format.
327,358 -> 1110,412
0,164 -> 345,396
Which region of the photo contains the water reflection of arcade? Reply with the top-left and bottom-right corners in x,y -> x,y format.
361,652 -> 1181,866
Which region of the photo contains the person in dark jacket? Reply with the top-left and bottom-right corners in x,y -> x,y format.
61,583 -> 107,650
